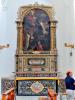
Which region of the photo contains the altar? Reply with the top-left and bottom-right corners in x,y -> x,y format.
16,77 -> 58,96
15,3 -> 58,97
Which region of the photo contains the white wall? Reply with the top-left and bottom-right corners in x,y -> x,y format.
0,0 -> 75,92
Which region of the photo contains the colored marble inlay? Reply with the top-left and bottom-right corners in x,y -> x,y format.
1,78 -> 14,93
16,72 -> 57,77
58,79 -> 66,93
17,80 -> 58,96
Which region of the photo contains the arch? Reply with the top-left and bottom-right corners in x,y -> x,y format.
17,5 -> 54,22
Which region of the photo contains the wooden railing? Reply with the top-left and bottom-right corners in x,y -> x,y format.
48,88 -> 57,100
39,88 -> 57,100
2,88 -> 15,100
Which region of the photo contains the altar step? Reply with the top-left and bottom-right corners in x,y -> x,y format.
16,95 -> 67,100
1,87 -> 67,100
1,94 -> 67,100
2,94 -> 67,100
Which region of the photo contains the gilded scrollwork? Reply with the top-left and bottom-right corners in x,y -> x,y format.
16,3 -> 58,76
17,3 -> 54,22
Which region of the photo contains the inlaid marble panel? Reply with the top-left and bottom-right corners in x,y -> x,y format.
16,72 -> 57,77
1,78 -> 14,93
58,79 -> 66,93
17,80 -> 58,96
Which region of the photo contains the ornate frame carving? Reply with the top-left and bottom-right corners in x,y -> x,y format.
16,3 -> 57,52
16,3 -> 58,73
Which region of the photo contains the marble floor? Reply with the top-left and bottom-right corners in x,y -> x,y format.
16,95 -> 67,100
16,96 -> 41,100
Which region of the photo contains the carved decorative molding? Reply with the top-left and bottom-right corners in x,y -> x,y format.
16,3 -> 58,75
17,3 -> 55,22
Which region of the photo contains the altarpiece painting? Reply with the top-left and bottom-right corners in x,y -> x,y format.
23,9 -> 50,51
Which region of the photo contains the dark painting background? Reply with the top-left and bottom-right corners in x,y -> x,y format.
23,9 -> 50,51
